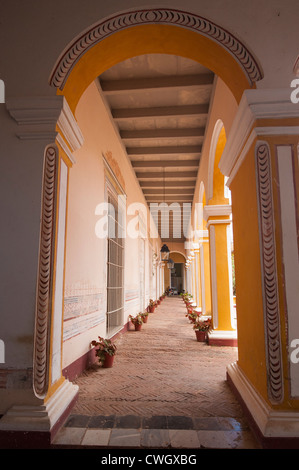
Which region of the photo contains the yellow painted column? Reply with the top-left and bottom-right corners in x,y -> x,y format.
204,204 -> 237,346
199,231 -> 212,316
194,246 -> 202,314
191,251 -> 197,304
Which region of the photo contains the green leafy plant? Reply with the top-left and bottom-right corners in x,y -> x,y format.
91,336 -> 117,364
186,311 -> 199,323
193,318 -> 213,332
140,311 -> 148,321
129,314 -> 143,325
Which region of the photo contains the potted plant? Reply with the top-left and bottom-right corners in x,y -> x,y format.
148,299 -> 155,313
140,311 -> 149,323
193,318 -> 213,342
91,336 -> 117,368
186,311 -> 199,324
129,314 -> 143,331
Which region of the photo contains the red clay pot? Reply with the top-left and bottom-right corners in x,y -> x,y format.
135,323 -> 142,331
149,306 -> 155,313
102,352 -> 115,368
195,330 -> 207,342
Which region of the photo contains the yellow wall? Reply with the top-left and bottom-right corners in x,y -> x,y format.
212,222 -> 232,330
230,139 -> 268,400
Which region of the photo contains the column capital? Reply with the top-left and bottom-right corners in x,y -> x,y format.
6,95 -> 63,142
6,95 -> 84,165
203,204 -> 232,221
219,88 -> 299,186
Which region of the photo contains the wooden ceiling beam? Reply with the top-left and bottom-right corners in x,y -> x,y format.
140,181 -> 195,188
136,171 -> 197,179
127,145 -> 201,156
112,104 -> 209,120
100,73 -> 214,93
120,128 -> 205,140
131,159 -> 200,168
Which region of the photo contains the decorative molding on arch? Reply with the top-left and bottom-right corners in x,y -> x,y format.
33,144 -> 59,399
255,141 -> 283,404
49,8 -> 263,90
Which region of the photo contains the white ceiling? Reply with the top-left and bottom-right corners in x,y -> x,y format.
98,54 -> 215,242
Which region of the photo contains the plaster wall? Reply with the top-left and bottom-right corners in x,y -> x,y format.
1,1 -> 298,98
62,81 -> 161,368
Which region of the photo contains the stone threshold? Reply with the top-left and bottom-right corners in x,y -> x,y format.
63,413 -> 248,431
51,414 -> 259,449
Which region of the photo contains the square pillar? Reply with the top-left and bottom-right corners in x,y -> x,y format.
204,205 -> 237,346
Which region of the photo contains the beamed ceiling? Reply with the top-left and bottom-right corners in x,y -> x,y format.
97,54 -> 215,243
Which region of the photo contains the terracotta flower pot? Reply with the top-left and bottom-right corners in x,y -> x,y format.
149,306 -> 155,313
103,352 -> 115,368
134,323 -> 142,331
142,316 -> 148,323
195,330 -> 207,342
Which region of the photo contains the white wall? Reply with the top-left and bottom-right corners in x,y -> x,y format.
62,81 -> 162,368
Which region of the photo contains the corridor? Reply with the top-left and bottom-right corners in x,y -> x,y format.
53,296 -> 260,449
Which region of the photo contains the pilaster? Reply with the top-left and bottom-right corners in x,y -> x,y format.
220,87 -> 299,445
203,204 -> 237,346
0,96 -> 82,446
198,230 -> 212,316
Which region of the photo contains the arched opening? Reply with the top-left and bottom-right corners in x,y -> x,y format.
50,9 -> 258,393
166,251 -> 186,294
205,122 -> 237,338
2,4 -> 299,451
35,7 -> 267,444
51,10 -> 262,113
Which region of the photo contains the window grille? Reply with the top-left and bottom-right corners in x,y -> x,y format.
106,183 -> 125,337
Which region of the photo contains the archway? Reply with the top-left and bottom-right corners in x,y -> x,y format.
204,122 -> 236,342
165,251 -> 186,294
50,9 -> 262,114
46,10 -> 259,395
1,4 -> 298,451
5,7 -> 268,445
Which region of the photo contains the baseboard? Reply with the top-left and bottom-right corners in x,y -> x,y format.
208,330 -> 238,347
62,322 -> 129,381
227,361 -> 299,449
0,379 -> 78,449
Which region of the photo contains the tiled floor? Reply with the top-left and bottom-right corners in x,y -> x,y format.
52,413 -> 260,448
53,297 -> 261,449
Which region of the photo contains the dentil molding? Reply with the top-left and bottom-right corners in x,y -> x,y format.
50,8 -> 263,90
